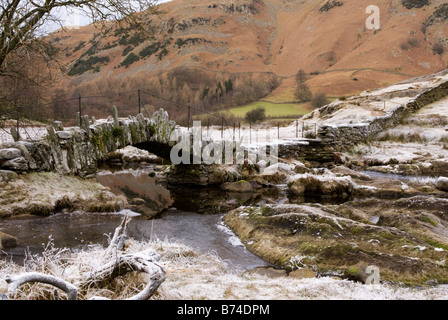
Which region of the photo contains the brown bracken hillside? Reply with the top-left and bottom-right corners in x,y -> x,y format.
46,0 -> 448,116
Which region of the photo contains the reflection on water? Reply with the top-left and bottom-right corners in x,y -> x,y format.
96,169 -> 173,218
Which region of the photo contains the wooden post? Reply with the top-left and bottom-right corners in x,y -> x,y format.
296,120 -> 298,138
78,95 -> 82,118
250,122 -> 252,144
138,89 -> 142,115
187,106 -> 190,131
16,107 -> 20,141
221,117 -> 224,139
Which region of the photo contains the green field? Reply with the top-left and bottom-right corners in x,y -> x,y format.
227,101 -> 310,118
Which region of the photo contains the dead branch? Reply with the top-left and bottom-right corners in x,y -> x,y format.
6,214 -> 165,300
6,272 -> 78,300
87,249 -> 165,300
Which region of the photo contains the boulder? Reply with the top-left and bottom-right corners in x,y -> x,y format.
345,263 -> 380,284
244,266 -> 287,278
0,148 -> 22,161
436,177 -> 448,192
331,166 -> 371,181
0,170 -> 18,183
289,268 -> 316,279
221,180 -> 253,193
2,157 -> 29,171
0,231 -> 17,249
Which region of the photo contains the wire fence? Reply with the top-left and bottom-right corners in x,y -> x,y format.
0,89 -> 318,145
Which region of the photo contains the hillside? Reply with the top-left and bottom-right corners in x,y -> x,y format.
45,0 -> 448,119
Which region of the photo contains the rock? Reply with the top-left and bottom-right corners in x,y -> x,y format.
0,170 -> 18,183
0,148 -> 22,161
289,181 -> 306,195
289,268 -> 316,279
56,131 -> 72,140
294,164 -> 311,174
53,121 -> 64,131
221,180 -> 253,193
288,173 -> 355,197
0,231 -> 17,249
331,166 -> 371,181
345,263 -> 377,284
435,177 -> 448,192
244,266 -> 287,278
2,157 -> 29,171
129,198 -> 146,205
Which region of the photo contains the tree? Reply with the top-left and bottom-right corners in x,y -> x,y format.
0,0 -> 160,112
245,107 -> 266,123
295,69 -> 307,84
311,92 -> 330,109
295,83 -> 312,102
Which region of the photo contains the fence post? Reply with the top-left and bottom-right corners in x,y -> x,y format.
138,89 -> 141,115
187,106 -> 190,131
296,120 -> 298,138
302,122 -> 305,138
221,117 -> 224,139
250,122 -> 252,144
78,95 -> 83,128
16,107 -> 20,141
233,122 -> 235,141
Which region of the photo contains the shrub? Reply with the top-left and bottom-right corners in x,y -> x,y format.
122,45 -> 134,56
311,92 -> 330,109
73,41 -> 86,52
120,52 -> 140,68
402,0 -> 430,10
68,56 -> 110,76
245,107 -> 266,123
433,42 -> 444,55
319,0 -> 344,13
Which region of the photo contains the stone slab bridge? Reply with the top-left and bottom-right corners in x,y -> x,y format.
0,106 -> 337,181
0,108 -> 178,178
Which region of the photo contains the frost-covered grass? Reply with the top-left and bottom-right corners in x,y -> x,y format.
0,172 -> 126,218
2,238 -> 448,300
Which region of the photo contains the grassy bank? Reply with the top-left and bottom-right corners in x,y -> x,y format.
227,101 -> 310,119
0,172 -> 126,218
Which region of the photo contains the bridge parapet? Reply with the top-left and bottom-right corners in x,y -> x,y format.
0,108 -> 176,177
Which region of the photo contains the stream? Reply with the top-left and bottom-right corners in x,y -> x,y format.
0,165 -> 282,270
2,165 -> 425,270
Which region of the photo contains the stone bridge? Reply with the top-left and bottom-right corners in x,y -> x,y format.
0,108 -> 178,178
